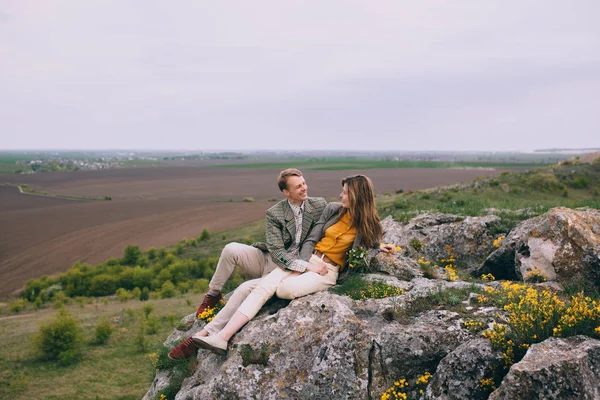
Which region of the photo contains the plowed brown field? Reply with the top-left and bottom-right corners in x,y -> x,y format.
0,165 -> 518,297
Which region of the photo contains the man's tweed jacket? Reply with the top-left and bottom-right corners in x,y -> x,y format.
254,197 -> 327,270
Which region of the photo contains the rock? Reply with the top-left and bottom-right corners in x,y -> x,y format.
489,336 -> 600,400
369,251 -> 422,281
142,370 -> 172,400
474,207 -> 600,287
382,213 -> 502,270
165,290 -> 473,400
423,338 -> 502,400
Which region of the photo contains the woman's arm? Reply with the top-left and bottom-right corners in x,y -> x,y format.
298,203 -> 340,261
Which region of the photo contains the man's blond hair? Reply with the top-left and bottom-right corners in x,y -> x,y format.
277,168 -> 303,191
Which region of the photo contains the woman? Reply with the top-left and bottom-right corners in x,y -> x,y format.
169,175 -> 394,359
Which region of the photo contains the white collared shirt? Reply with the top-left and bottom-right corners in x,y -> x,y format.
287,200 -> 310,272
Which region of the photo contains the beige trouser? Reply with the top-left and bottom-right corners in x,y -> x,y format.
203,254 -> 338,335
208,242 -> 278,292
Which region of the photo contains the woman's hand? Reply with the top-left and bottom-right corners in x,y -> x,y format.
379,243 -> 397,254
306,262 -> 328,276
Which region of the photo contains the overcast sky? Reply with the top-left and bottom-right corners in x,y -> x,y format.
1,1 -> 598,152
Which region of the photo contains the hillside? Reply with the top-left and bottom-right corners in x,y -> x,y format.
1,161 -> 599,399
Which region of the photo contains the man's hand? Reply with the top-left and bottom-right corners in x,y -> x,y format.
306,262 -> 328,276
379,243 -> 397,254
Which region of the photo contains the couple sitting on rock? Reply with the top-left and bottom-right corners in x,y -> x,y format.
168,168 -> 395,360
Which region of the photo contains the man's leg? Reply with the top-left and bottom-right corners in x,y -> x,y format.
209,243 -> 274,293
276,255 -> 338,299
168,278 -> 263,360
193,268 -> 291,355
196,242 -> 276,315
202,278 -> 260,336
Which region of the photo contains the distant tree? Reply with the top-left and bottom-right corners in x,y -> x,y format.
199,229 -> 211,241
89,274 -> 118,296
122,245 -> 142,266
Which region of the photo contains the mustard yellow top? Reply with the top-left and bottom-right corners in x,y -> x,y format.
314,212 -> 357,269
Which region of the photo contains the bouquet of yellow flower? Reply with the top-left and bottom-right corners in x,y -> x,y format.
197,299 -> 226,322
347,247 -> 369,273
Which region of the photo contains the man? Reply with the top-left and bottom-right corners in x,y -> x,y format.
168,168 -> 326,360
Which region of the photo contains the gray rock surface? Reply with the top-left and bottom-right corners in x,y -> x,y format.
474,207 -> 600,287
489,336 -> 600,400
382,213 -> 502,270
423,338 -> 502,400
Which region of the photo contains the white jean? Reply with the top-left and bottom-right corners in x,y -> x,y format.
203,254 -> 338,335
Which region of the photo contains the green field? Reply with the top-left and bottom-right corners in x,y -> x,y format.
0,295 -> 203,399
213,158 -> 551,170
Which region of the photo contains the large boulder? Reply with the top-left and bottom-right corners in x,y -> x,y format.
382,213 -> 502,270
489,336 -> 600,400
369,251 -> 422,281
423,338 -> 502,400
474,207 -> 600,286
156,282 -> 476,400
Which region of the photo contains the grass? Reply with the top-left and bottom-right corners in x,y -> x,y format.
0,294 -> 203,400
0,153 -> 41,174
377,163 -> 600,224
14,184 -> 111,201
331,274 -> 404,300
390,286 -> 481,324
181,220 -> 266,260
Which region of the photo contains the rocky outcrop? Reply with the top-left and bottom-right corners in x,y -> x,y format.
423,338 -> 502,400
489,336 -> 600,400
172,283 -> 479,400
382,213 -> 502,270
144,206 -> 600,400
474,207 -> 600,287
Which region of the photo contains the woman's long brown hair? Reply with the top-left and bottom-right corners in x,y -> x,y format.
340,175 -> 382,247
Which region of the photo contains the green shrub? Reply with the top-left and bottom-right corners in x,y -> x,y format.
94,318 -> 114,344
409,238 -> 423,252
199,228 -> 211,241
568,176 -> 590,189
177,281 -> 191,294
193,279 -> 209,293
526,173 -> 565,192
9,299 -> 27,314
134,317 -> 147,352
131,287 -> 142,299
34,309 -> 83,365
116,288 -> 132,303
139,287 -> 150,301
167,313 -> 179,327
160,281 -> 176,298
146,315 -> 160,335
393,199 -> 409,209
243,197 -> 255,202
89,274 -> 118,296
142,304 -> 154,318
122,244 -> 142,266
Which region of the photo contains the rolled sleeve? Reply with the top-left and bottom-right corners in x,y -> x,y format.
288,259 -> 309,272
